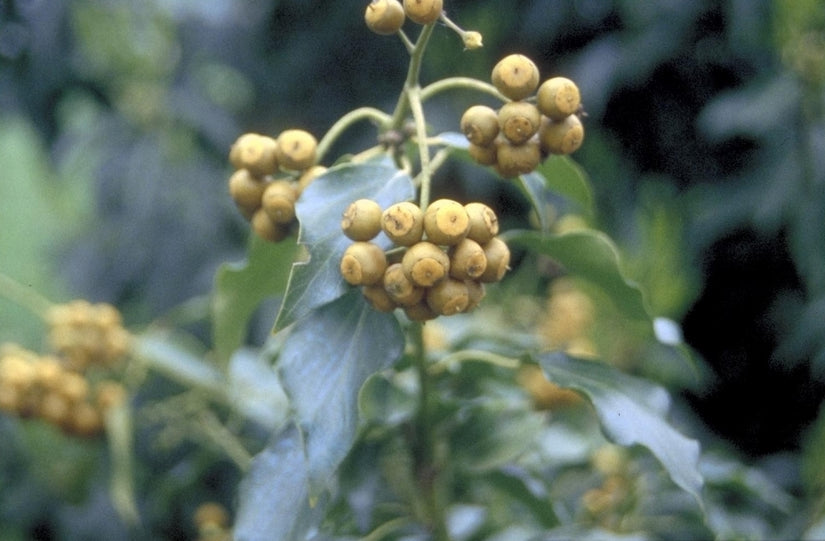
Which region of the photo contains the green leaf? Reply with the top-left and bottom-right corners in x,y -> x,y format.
274,159 -> 415,330
518,156 -> 593,232
505,229 -> 650,320
227,348 -> 290,431
451,400 -> 546,473
211,235 -> 299,365
277,288 -> 405,494
234,424 -> 325,541
358,370 -> 418,427
534,352 -> 704,508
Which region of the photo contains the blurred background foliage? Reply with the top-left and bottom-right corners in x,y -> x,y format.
1,0 -> 824,539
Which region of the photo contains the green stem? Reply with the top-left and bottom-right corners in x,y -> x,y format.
316,106 -> 392,163
429,349 -> 521,375
410,322 -> 450,540
0,271 -> 53,320
420,76 -> 508,103
389,23 -> 437,131
408,85 -> 433,210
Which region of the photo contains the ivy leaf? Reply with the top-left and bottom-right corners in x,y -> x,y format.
505,229 -> 649,320
277,288 -> 405,495
518,156 -> 593,232
211,235 -> 299,365
534,351 -> 704,508
274,159 -> 415,330
234,424 -> 325,541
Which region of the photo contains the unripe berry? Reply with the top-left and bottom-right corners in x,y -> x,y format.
229,133 -> 279,177
465,280 -> 486,311
67,401 -> 103,437
382,201 -> 424,246
461,105 -> 499,146
228,169 -> 267,218
423,199 -> 470,245
361,284 -> 398,312
537,77 -> 581,120
340,242 -> 387,286
403,300 -> 438,322
261,180 -> 298,224
495,138 -> 541,178
498,101 -> 541,145
275,129 -> 317,170
402,241 -> 450,287
539,115 -> 584,155
383,263 -> 425,306
194,502 -> 230,530
491,54 -> 540,101
365,0 -> 405,35
251,209 -> 289,243
467,142 -> 497,166
449,238 -> 487,280
403,0 -> 443,25
39,392 -> 70,426
341,199 -> 383,241
464,202 -> 499,244
479,237 -> 511,283
426,278 -> 470,316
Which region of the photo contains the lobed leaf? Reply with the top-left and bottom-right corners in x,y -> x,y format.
277,288 -> 405,495
518,156 -> 593,232
534,351 -> 704,508
274,159 -> 415,330
505,229 -> 650,320
212,235 -> 299,365
234,425 -> 325,541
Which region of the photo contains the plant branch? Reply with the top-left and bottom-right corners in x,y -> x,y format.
409,322 -> 450,540
316,107 -> 392,163
420,76 -> 508,103
0,271 -> 53,320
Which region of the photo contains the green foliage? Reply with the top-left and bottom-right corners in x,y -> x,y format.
506,229 -> 650,321
534,352 -> 703,506
274,160 -> 415,330
3,1 -> 825,540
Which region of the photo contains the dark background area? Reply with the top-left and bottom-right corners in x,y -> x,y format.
1,0 -> 824,538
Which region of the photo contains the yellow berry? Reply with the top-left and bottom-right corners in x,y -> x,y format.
229,133 -> 279,177
341,199 -> 383,241
403,0 -> 443,25
464,202 -> 499,244
365,0 -> 406,35
275,129 -> 317,170
426,278 -> 470,316
538,115 -> 584,155
340,242 -> 387,286
383,263 -> 425,306
537,77 -> 581,120
261,180 -> 298,224
449,238 -> 487,280
461,105 -> 499,146
251,209 -> 289,243
479,237 -> 510,283
495,138 -> 541,178
382,201 -> 424,246
423,199 -> 470,246
498,101 -> 541,145
491,54 -> 540,101
402,241 -> 450,287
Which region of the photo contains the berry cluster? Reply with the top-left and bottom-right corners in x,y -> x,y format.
0,343 -> 127,437
364,0 -> 443,35
462,54 -> 584,177
339,198 -> 509,321
194,502 -> 232,541
228,131 -> 326,242
46,300 -> 132,372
